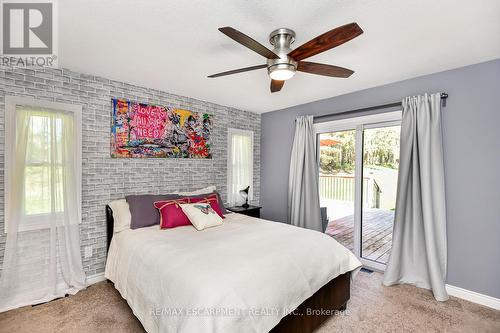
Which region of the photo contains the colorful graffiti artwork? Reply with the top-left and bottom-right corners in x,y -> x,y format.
111,98 -> 212,158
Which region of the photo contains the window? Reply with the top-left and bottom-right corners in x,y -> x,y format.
5,96 -> 82,232
227,128 -> 254,206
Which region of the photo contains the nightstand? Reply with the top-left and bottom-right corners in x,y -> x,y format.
226,205 -> 262,218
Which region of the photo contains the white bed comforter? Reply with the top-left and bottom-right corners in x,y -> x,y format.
105,213 -> 361,333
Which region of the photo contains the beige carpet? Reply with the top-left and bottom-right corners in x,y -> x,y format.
0,272 -> 498,333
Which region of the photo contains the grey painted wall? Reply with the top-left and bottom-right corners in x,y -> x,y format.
261,59 -> 500,298
0,66 -> 261,278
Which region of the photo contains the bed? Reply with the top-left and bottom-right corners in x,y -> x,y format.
104,205 -> 361,333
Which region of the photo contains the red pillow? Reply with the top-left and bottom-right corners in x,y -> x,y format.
154,198 -> 191,229
190,193 -> 225,219
154,194 -> 225,229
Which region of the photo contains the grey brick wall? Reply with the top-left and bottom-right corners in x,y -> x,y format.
0,66 -> 261,277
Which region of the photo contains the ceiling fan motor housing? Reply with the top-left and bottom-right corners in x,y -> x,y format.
267,28 -> 298,76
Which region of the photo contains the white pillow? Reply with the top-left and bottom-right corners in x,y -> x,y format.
174,185 -> 216,196
108,199 -> 131,233
180,203 -> 223,231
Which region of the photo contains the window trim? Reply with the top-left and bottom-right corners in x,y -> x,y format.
4,96 -> 82,233
313,111 -> 402,135
227,128 -> 254,206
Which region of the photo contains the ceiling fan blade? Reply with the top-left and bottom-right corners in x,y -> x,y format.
270,79 -> 285,93
288,22 -> 363,61
297,61 -> 354,78
207,64 -> 267,78
219,27 -> 279,59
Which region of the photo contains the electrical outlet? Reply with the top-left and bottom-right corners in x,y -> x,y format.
84,246 -> 93,258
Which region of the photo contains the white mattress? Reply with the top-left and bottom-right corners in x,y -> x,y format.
105,213 -> 361,333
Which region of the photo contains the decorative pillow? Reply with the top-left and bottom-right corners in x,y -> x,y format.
213,191 -> 228,215
108,199 -> 131,233
180,203 -> 224,231
178,191 -> 228,216
126,194 -> 180,229
154,194 -> 225,229
189,193 -> 225,218
154,198 -> 191,229
174,186 -> 216,196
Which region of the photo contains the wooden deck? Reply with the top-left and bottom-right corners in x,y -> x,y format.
325,208 -> 394,264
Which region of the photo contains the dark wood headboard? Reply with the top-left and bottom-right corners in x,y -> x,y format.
106,205 -> 114,253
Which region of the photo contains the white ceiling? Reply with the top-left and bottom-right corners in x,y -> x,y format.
59,0 -> 500,113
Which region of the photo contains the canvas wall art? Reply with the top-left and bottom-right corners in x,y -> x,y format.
111,98 -> 212,158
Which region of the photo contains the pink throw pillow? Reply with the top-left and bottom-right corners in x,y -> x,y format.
154,194 -> 225,229
190,193 -> 225,219
154,198 -> 191,229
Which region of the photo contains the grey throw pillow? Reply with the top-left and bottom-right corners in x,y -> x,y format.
126,194 -> 180,229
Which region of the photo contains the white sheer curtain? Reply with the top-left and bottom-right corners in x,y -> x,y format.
228,130 -> 253,206
0,106 -> 86,313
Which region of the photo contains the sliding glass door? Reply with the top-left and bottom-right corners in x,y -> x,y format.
315,112 -> 401,270
318,130 -> 356,251
361,125 -> 400,266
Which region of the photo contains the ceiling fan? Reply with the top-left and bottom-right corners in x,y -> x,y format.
208,23 -> 363,93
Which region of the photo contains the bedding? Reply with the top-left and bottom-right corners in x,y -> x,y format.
187,193 -> 225,218
105,213 -> 361,333
154,198 -> 192,229
178,191 -> 228,215
212,191 -> 228,214
126,194 -> 180,229
180,203 -> 223,230
108,199 -> 131,232
174,185 -> 217,196
155,194 -> 225,229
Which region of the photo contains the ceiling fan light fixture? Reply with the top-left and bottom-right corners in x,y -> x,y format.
209,23 -> 363,92
268,63 -> 296,81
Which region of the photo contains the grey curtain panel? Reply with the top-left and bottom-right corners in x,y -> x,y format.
288,115 -> 322,232
383,93 -> 448,301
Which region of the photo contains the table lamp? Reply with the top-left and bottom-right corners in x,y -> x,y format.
239,186 -> 250,208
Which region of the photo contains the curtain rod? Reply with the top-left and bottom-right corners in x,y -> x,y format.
313,93 -> 448,121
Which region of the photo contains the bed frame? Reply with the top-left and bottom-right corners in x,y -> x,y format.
106,205 -> 351,333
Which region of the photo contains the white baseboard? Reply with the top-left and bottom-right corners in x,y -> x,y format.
446,284 -> 500,310
86,272 -> 106,286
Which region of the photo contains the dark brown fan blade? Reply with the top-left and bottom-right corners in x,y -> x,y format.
208,64 -> 267,78
297,61 -> 354,78
288,22 -> 363,61
219,27 -> 279,59
270,79 -> 284,93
